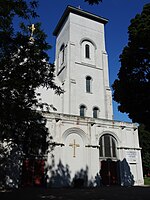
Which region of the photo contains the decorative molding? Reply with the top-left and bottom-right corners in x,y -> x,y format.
75,61 -> 97,69
90,122 -> 96,126
121,125 -> 126,130
85,145 -> 100,148
117,147 -> 142,150
55,118 -> 61,122
49,142 -> 65,147
70,79 -> 76,84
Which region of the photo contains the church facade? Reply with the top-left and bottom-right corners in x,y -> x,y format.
39,6 -> 144,187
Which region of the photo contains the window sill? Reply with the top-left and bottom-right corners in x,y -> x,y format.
75,61 -> 96,68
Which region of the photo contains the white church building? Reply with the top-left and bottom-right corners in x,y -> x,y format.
38,6 -> 144,187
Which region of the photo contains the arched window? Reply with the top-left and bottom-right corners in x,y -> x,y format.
80,105 -> 86,117
80,39 -> 96,65
86,76 -> 92,93
59,44 -> 65,65
85,44 -> 90,58
99,135 -> 117,158
93,107 -> 99,118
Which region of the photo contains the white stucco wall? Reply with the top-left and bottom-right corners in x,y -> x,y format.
39,10 -> 113,119
44,113 -> 144,186
38,7 -> 143,187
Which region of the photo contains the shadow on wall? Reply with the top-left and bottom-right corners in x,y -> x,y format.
1,151 -> 135,188
46,159 -> 71,188
73,166 -> 89,187
99,158 -> 135,187
46,157 -> 92,188
119,158 -> 135,186
46,157 -> 135,188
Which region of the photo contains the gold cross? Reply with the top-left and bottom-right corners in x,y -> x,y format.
30,24 -> 35,36
29,24 -> 35,41
69,139 -> 80,158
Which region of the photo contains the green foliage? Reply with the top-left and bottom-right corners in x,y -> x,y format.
139,124 -> 150,176
0,0 -> 62,155
144,177 -> 150,185
112,4 -> 150,131
143,152 -> 150,169
84,0 -> 102,5
0,0 -> 63,188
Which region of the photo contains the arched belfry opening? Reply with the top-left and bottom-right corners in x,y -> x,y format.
86,76 -> 92,93
79,104 -> 87,117
85,44 -> 90,58
80,39 -> 96,65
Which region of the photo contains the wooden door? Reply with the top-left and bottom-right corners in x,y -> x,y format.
100,160 -> 119,186
21,159 -> 45,187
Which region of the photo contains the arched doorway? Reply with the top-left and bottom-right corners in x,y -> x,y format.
99,134 -> 120,186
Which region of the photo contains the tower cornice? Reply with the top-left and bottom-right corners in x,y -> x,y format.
53,5 -> 108,36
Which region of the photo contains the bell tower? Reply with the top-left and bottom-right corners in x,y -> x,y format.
53,6 -> 113,120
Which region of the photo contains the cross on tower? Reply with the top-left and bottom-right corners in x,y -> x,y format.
29,24 -> 35,42
30,24 -> 35,37
69,139 -> 80,158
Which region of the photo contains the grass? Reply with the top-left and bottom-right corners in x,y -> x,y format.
144,177 -> 150,185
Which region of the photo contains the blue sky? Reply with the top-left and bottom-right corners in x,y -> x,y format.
34,0 -> 149,123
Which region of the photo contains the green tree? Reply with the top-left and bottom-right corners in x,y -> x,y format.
0,0 -> 62,188
112,3 -> 150,131
139,124 -> 150,176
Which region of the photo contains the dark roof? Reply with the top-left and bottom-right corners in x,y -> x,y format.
53,5 -> 108,36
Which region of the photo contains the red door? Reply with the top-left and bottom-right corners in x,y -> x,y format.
21,159 -> 45,187
100,160 -> 119,186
